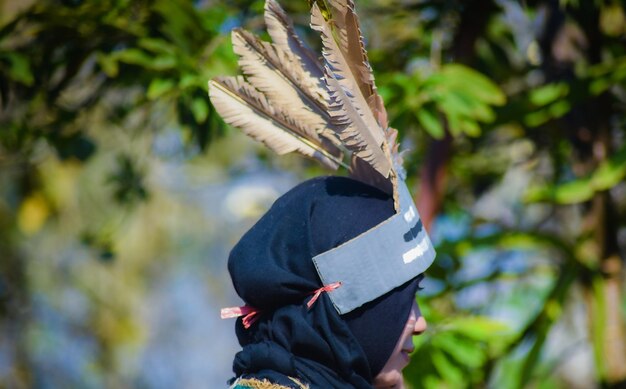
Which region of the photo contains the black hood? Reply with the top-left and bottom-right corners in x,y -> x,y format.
228,176 -> 420,387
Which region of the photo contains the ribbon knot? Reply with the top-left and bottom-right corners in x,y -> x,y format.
220,305 -> 262,329
307,281 -> 342,309
221,282 -> 342,329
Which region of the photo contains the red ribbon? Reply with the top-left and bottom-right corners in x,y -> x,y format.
220,305 -> 261,329
221,282 -> 342,329
307,281 -> 342,309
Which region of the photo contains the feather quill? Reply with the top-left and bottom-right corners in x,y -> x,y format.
209,76 -> 344,170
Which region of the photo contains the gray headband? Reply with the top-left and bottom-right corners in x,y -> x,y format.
313,181 -> 436,314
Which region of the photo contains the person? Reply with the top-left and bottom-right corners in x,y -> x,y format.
210,1 -> 437,386
223,177 -> 431,389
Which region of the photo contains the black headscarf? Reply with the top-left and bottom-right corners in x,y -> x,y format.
228,176 -> 421,388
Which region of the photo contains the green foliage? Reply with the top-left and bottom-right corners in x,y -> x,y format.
0,0 -> 625,388
0,0 -> 237,163
0,52 -> 34,86
382,64 -> 505,139
406,314 -> 512,388
525,144 -> 626,204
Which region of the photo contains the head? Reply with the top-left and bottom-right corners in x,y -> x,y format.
228,176 -> 430,387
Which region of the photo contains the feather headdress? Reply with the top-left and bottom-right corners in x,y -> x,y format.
209,0 -> 403,207
211,0 -> 435,315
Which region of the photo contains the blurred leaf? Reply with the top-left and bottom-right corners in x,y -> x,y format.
432,349 -> 465,386
153,0 -> 207,53
437,91 -> 476,118
589,77 -> 612,95
600,3 -> 625,37
526,179 -> 595,204
516,263 -> 579,388
525,145 -> 626,204
592,151 -> 626,187
417,108 -> 445,139
548,100 -> 570,117
439,64 -> 506,106
459,119 -> 481,137
114,48 -> 154,67
445,316 -> 510,340
590,274 -> 608,379
434,333 -> 485,368
96,51 -> 119,77
524,110 -> 552,127
138,37 -> 177,56
151,55 -> 177,71
17,193 -> 50,235
147,78 -> 176,100
179,73 -> 199,89
529,83 -> 569,106
191,97 -> 209,123
1,52 -> 34,85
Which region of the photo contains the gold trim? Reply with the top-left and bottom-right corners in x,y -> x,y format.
231,377 -> 309,389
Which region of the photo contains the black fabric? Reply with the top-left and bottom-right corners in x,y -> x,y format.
228,176 -> 421,388
344,278 -> 420,376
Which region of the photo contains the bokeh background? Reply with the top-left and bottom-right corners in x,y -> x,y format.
1,0 -> 625,388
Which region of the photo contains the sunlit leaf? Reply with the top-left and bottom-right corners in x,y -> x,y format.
147,78 -> 176,100
440,64 -> 506,106
432,349 -> 465,386
445,316 -> 510,340
459,119 -> 481,137
529,83 -> 569,106
1,52 -> 34,85
590,77 -> 612,95
524,110 -> 551,127
114,48 -> 154,67
437,91 -> 475,119
548,100 -> 571,117
417,108 -> 445,139
96,52 -> 119,77
151,55 -> 177,71
138,37 -> 177,56
433,333 -> 485,368
525,146 -> 626,204
191,97 -> 209,123
600,3 -> 625,37
17,193 -> 50,235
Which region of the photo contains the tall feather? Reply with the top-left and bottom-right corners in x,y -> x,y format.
310,4 -> 382,144
264,0 -> 324,84
311,3 -> 391,177
325,69 -> 391,176
232,29 -> 324,129
209,76 -> 344,170
324,0 -> 389,130
207,0 -> 405,205
231,28 -> 343,154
